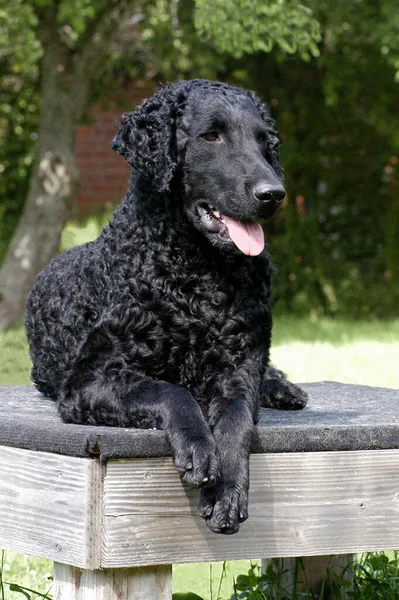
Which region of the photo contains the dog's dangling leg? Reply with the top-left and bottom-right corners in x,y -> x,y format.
58,376 -> 221,488
198,398 -> 254,534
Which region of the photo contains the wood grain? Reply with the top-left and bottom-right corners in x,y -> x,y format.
54,563 -> 172,600
0,445 -> 102,568
102,450 -> 399,567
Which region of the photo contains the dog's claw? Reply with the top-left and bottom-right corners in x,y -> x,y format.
198,482 -> 248,534
173,433 -> 220,488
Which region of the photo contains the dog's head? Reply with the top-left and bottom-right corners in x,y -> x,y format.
112,79 -> 285,256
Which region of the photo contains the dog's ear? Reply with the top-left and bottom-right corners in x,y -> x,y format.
112,82 -> 191,192
246,91 -> 283,179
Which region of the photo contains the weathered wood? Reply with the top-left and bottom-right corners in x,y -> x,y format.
53,563 -> 172,600
102,450 -> 399,567
0,445 -> 102,568
1,442 -> 399,572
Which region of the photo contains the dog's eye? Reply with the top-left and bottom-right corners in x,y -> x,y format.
201,131 -> 220,142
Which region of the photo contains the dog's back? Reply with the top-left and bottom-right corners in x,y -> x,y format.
25,241 -> 104,398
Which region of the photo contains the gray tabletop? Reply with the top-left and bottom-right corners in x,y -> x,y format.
0,382 -> 398,461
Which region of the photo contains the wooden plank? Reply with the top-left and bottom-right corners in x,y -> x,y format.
53,563 -> 172,600
102,450 -> 399,567
0,445 -> 102,568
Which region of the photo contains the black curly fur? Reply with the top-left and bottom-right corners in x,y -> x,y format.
25,79 -> 307,534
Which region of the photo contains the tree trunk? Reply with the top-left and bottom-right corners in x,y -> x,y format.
0,34 -> 89,330
262,555 -> 353,599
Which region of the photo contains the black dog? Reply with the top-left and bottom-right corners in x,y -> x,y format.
25,79 -> 307,534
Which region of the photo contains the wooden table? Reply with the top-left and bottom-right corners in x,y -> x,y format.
0,382 -> 398,599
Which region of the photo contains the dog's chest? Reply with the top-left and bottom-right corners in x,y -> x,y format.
123,265 -> 271,386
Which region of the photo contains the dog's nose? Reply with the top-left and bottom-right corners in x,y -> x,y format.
253,182 -> 286,205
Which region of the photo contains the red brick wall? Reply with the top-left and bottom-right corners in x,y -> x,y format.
74,84 -> 156,218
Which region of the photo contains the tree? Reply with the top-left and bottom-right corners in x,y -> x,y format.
0,0 -> 41,264
0,0 -> 147,329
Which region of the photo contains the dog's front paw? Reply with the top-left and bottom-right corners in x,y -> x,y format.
261,378 -> 308,410
171,431 -> 221,488
198,482 -> 248,534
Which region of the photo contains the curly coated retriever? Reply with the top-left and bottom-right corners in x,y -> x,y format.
25,79 -> 307,534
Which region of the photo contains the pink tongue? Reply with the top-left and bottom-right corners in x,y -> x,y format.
222,215 -> 264,256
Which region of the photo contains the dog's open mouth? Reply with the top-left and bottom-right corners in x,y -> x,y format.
197,203 -> 264,256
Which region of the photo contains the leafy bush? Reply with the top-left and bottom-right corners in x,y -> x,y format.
0,0 -> 41,265
172,553 -> 399,600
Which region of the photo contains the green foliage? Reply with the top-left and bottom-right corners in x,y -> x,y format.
231,564 -> 274,599
0,0 -> 41,265
245,36 -> 399,317
57,0 -> 98,40
0,85 -> 39,264
371,1 -> 399,82
194,0 -> 321,60
28,0 -> 114,45
353,553 -> 399,599
142,0 -> 225,80
173,555 -> 399,600
0,0 -> 42,77
142,0 -> 322,81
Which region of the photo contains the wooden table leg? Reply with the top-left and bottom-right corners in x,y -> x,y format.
53,563 -> 172,600
262,555 -> 353,599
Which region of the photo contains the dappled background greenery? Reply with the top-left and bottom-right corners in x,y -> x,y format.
143,0 -> 399,318
1,0 -> 398,321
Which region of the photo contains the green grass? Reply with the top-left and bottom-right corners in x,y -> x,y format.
272,315 -> 399,345
1,316 -> 398,598
271,316 -> 399,388
173,560 -> 261,599
0,327 -> 31,386
0,551 -> 52,600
